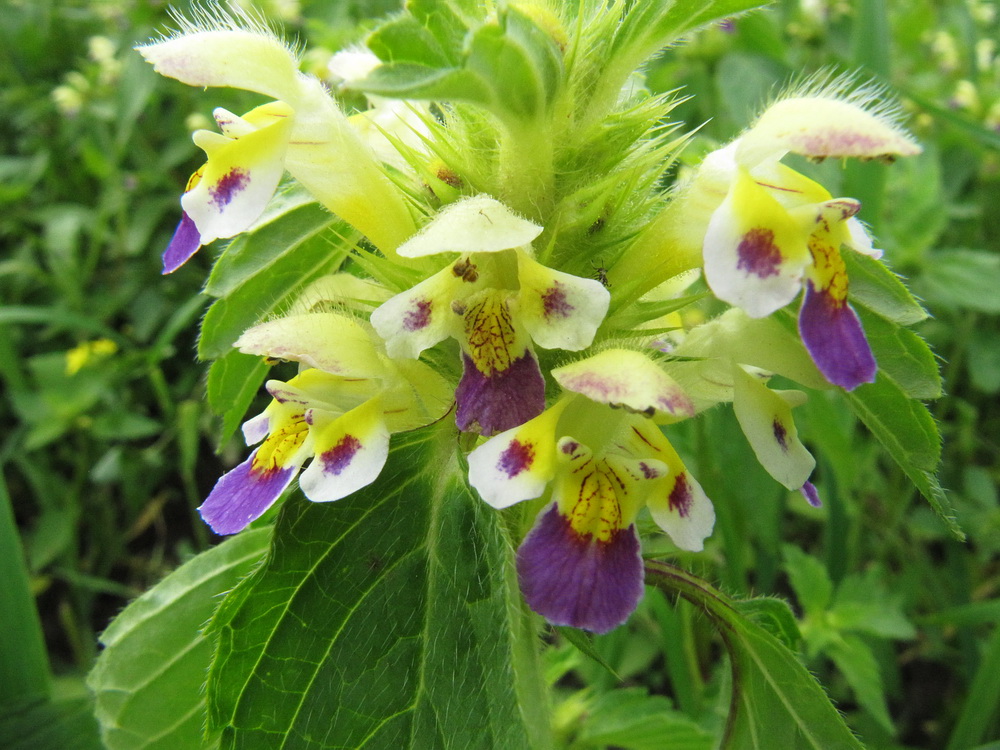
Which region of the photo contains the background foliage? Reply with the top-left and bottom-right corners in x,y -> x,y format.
1,0 -> 998,748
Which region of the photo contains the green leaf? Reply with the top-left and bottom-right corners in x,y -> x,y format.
357,62 -> 494,106
0,471 -> 51,705
945,625 -> 1000,750
854,306 -> 941,399
206,428 -> 550,749
574,687 -> 714,750
826,634 -> 894,734
0,697 -> 102,750
406,0 -> 483,65
198,196 -> 347,360
87,529 -> 271,750
844,251 -> 928,326
782,545 -> 834,617
358,6 -> 562,126
845,372 -> 964,540
367,15 -> 452,67
645,562 -> 865,750
732,596 -> 803,650
831,570 -> 915,640
915,249 -> 1000,314
205,350 -> 271,446
555,626 -> 621,680
613,0 -> 769,61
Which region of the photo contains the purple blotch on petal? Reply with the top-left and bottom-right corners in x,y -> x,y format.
209,167 -> 250,208
669,473 -> 692,517
321,435 -> 362,475
403,299 -> 433,331
498,439 -> 535,478
541,283 -> 574,319
736,228 -> 782,279
455,352 -> 546,436
516,504 -> 644,634
773,419 -> 789,451
798,281 -> 877,390
801,480 -> 822,507
197,451 -> 296,535
162,212 -> 202,274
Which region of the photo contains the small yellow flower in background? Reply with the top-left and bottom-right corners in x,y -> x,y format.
65,339 -> 118,376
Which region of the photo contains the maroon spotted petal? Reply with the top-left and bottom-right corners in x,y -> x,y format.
516,504 -> 644,634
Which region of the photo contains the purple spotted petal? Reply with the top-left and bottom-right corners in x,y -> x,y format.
162,212 -> 203,274
516,504 -> 644,634
798,282 -> 877,390
455,352 -> 546,436
800,481 -> 822,507
197,451 -> 296,535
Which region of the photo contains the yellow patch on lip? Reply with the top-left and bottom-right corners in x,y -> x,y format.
561,455 -> 625,543
462,290 -> 521,376
251,410 -> 309,475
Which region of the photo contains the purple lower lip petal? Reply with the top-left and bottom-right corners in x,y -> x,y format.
516,504 -> 644,634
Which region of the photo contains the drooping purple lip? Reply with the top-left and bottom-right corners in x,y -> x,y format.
798,282 -> 877,390
455,351 -> 546,436
197,451 -> 296,535
162,212 -> 202,274
516,504 -> 644,634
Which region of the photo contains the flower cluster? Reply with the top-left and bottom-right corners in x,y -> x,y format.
140,11 -> 919,633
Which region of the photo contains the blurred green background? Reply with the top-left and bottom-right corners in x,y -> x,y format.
1,0 -> 998,748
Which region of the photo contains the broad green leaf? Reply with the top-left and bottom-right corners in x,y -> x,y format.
206,427 -> 550,749
826,635 -> 894,734
645,562 -> 865,750
854,306 -> 941,399
203,186 -> 326,298
915,249 -> 1000,314
574,688 -> 714,750
205,350 -> 271,446
782,545 -> 833,617
844,251 -> 928,326
198,206 -> 348,360
0,697 -> 101,750
87,529 -> 271,750
845,372 -> 964,540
